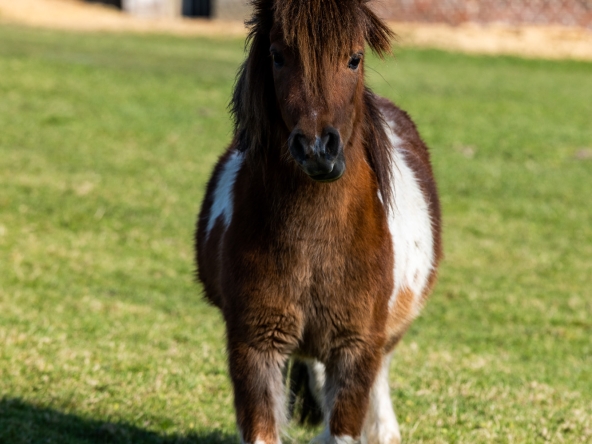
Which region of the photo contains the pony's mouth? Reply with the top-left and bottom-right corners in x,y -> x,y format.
296,150 -> 346,183
308,160 -> 346,183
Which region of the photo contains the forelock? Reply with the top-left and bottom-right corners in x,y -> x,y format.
271,0 -> 393,92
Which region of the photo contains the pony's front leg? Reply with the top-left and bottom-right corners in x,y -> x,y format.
313,345 -> 382,444
225,307 -> 302,444
227,339 -> 288,444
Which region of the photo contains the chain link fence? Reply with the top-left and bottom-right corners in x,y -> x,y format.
371,0 -> 592,28
209,0 -> 591,28
90,0 -> 592,28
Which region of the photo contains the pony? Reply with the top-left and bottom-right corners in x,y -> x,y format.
195,1 -> 442,443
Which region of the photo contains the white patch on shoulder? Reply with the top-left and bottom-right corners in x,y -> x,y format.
384,121 -> 434,312
206,150 -> 244,238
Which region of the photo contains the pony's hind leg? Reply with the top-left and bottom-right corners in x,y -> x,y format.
311,345 -> 382,444
362,352 -> 401,444
288,359 -> 325,426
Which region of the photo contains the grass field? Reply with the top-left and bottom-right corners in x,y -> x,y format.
0,24 -> 591,443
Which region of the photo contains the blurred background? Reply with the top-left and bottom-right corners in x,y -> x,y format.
85,0 -> 592,26
1,0 -> 591,59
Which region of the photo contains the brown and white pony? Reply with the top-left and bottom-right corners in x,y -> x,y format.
195,1 -> 442,443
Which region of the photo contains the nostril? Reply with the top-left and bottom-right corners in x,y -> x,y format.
303,135 -> 313,150
296,134 -> 312,158
289,131 -> 314,163
324,128 -> 341,157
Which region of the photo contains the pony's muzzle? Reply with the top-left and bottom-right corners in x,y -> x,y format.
288,127 -> 345,182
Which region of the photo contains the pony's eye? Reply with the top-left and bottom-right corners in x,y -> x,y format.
348,54 -> 362,70
271,51 -> 285,68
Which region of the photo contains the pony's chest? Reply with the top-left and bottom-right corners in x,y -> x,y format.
264,214 -> 392,300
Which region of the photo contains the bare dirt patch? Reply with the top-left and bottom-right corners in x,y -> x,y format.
574,149 -> 592,160
1,0 -> 591,60
0,0 -> 247,36
394,22 -> 592,61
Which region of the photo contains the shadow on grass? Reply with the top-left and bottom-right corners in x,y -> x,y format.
0,398 -> 236,444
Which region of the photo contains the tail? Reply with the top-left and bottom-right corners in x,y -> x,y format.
287,359 -> 324,426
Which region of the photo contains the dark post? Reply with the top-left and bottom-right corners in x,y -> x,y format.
85,0 -> 122,8
182,0 -> 211,17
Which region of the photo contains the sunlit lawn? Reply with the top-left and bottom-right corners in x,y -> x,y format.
0,24 -> 591,443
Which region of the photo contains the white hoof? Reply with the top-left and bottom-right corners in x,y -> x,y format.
363,427 -> 401,444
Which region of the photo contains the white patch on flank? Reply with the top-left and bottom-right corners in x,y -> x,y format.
206,150 -> 244,238
384,121 -> 434,312
363,353 -> 401,444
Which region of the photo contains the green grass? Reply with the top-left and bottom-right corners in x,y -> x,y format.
0,24 -> 591,443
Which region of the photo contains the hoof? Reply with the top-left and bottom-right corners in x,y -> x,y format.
310,430 -> 360,444
363,429 -> 401,444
